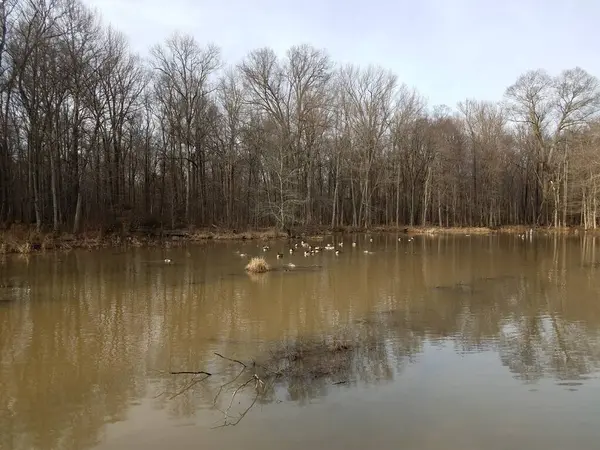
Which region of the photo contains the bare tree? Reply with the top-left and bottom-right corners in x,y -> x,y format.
285,45 -> 333,224
1,0 -> 600,236
458,99 -> 508,225
216,68 -> 245,227
151,33 -> 220,224
505,68 -> 600,226
339,64 -> 396,227
390,86 -> 426,225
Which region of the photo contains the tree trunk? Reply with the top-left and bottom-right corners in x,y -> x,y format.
421,166 -> 431,226
73,186 -> 83,234
50,149 -> 59,232
593,172 -> 597,229
562,158 -> 568,227
395,158 -> 401,226
331,152 -> 340,228
438,186 -> 442,227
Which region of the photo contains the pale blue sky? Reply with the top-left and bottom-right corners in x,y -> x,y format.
82,0 -> 599,108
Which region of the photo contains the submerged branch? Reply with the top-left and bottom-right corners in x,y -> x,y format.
214,352 -> 248,368
223,376 -> 256,418
168,374 -> 211,400
213,367 -> 246,406
214,389 -> 260,428
168,336 -> 367,427
170,370 -> 212,376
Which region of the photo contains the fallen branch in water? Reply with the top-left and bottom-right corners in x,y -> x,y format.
170,370 -> 212,376
214,366 -> 268,428
168,352 -> 268,428
168,338 -> 360,427
212,366 -> 246,407
169,373 -> 212,400
214,374 -> 265,428
215,351 -> 281,377
214,352 -> 247,368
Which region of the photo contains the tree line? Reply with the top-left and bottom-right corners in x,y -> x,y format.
2,0 -> 600,234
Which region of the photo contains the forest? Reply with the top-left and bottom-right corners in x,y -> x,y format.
1,0 -> 600,235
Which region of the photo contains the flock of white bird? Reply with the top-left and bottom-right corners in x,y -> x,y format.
234,235 -> 417,268
161,230 -> 535,266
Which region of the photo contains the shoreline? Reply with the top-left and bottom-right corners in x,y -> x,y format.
0,225 -> 592,255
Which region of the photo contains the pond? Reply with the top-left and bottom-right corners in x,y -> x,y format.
2,233 -> 600,450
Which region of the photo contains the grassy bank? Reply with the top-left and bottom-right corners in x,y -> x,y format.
0,224 -> 592,255
368,225 -> 588,235
0,226 -> 290,255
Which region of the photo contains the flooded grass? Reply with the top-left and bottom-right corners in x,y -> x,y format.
2,223 -> 598,255
0,228 -> 288,254
190,228 -> 288,241
406,226 -> 493,235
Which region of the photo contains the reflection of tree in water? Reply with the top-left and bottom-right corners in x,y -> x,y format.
164,238 -> 600,418
498,310 -> 600,383
162,320 -> 426,426
0,253 -> 172,450
418,272 -> 600,384
164,266 -> 600,424
341,269 -> 600,386
259,321 -> 422,405
3,237 -> 600,446
498,317 -> 546,382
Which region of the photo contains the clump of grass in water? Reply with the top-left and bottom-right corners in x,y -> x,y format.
14,241 -> 32,254
245,256 -> 271,273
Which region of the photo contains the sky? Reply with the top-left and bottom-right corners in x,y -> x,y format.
81,0 -> 599,108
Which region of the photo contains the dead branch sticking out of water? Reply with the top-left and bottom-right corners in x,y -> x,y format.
168,373 -> 212,400
167,352 -> 269,427
168,339 -> 359,427
215,374 -> 265,428
214,352 -> 247,368
211,352 -> 268,427
170,370 -> 212,376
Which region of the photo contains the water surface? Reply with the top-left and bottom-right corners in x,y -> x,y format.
2,233 -> 600,449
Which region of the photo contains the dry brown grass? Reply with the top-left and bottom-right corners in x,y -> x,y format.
0,226 -> 127,254
365,225 -> 404,232
405,226 -> 493,235
410,225 -> 594,236
1,222 -> 594,256
0,225 -> 287,254
245,257 -> 271,273
0,225 -> 188,254
326,225 -> 491,235
190,228 -> 287,241
496,225 -> 531,233
497,225 -> 585,235
0,229 -> 34,254
189,230 -> 213,240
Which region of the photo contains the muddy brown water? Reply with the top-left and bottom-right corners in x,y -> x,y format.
2,233 -> 600,450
